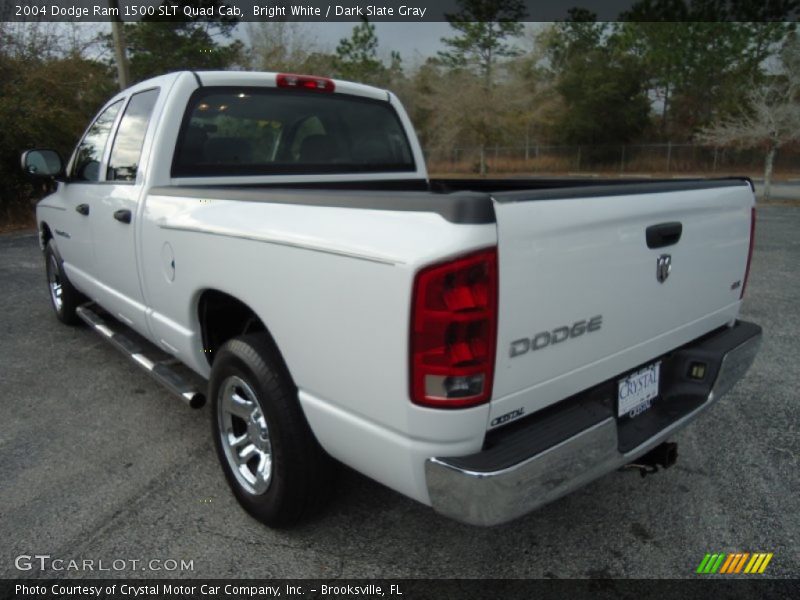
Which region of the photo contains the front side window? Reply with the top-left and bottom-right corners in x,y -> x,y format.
70,100 -> 123,182
172,88 -> 415,177
107,89 -> 160,182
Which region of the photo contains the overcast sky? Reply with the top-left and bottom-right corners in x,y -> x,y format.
242,22 -> 542,68
302,22 -> 453,61
49,21 -> 534,68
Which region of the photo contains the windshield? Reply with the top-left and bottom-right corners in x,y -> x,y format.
172,88 -> 416,177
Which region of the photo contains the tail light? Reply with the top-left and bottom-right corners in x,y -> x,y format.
276,73 -> 335,93
740,207 -> 756,299
410,248 -> 498,408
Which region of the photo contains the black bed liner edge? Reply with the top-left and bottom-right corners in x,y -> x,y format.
149,176 -> 751,225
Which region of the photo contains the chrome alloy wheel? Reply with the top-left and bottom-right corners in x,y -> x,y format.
217,375 -> 273,495
47,254 -> 63,312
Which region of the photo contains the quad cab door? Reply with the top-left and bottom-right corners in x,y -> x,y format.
57,99 -> 124,283
86,88 -> 160,335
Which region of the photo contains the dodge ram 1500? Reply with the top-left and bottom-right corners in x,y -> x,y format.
22,71 -> 761,526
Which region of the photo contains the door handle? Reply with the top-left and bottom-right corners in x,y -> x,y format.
113,209 -> 132,224
646,222 -> 682,249
75,203 -> 89,216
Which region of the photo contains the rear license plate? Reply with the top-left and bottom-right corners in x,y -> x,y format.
618,361 -> 660,418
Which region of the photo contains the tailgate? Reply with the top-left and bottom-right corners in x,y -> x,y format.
489,180 -> 755,427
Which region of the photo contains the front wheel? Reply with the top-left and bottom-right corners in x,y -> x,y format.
209,333 -> 335,526
44,241 -> 83,325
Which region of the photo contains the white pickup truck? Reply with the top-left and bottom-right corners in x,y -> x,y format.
23,71 -> 761,527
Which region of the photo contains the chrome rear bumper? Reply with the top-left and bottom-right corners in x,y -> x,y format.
425,320 -> 762,526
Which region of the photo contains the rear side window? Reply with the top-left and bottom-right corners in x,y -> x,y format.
107,88 -> 159,182
172,88 -> 415,177
70,100 -> 123,182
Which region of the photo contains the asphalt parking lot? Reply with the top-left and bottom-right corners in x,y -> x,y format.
1,205 -> 798,580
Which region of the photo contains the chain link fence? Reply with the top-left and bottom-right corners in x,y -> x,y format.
425,143 -> 800,177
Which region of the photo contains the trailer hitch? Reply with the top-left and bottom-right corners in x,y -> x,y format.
621,442 -> 678,478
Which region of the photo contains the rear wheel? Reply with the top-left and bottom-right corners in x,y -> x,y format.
209,333 -> 335,526
45,241 -> 83,325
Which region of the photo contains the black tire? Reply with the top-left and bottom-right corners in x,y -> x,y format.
209,333 -> 335,527
44,241 -> 84,325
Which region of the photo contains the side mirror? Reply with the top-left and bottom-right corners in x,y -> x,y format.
21,149 -> 65,179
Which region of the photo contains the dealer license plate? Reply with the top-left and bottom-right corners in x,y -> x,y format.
617,361 -> 660,418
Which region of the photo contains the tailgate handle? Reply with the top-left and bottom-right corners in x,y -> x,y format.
646,222 -> 682,249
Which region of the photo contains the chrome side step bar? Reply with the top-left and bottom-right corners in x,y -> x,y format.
76,304 -> 206,409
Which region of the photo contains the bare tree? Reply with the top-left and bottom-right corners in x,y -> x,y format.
507,26 -> 562,161
1,23 -> 106,61
0,23 -> 64,59
247,22 -> 318,72
419,66 -> 519,173
699,39 -> 800,200
437,0 -> 527,174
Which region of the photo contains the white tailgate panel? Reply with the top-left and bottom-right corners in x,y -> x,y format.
490,184 -> 754,425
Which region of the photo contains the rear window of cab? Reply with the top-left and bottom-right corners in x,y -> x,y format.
171,87 -> 416,177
